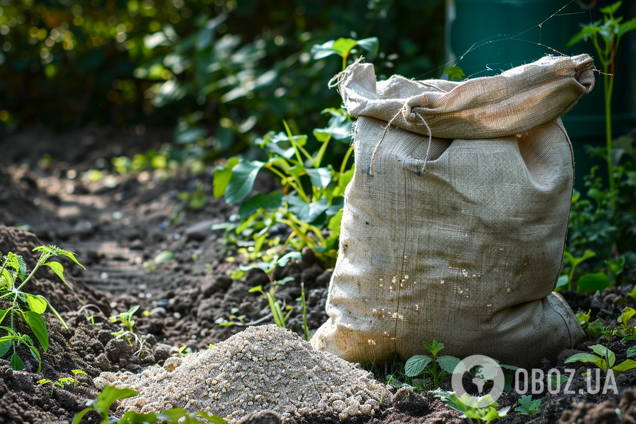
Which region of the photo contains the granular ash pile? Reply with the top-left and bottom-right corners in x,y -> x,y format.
95,325 -> 388,422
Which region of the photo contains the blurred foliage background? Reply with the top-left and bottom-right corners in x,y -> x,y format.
0,0 -> 445,152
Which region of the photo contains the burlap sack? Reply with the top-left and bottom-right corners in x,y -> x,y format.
311,54 -> 595,367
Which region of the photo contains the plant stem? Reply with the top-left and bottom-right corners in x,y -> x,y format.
339,144 -> 354,177
604,71 -> 614,191
16,255 -> 48,292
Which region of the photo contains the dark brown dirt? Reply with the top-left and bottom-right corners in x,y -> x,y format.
1,126 -> 636,424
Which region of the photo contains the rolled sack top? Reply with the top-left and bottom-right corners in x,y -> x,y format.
334,54 -> 595,140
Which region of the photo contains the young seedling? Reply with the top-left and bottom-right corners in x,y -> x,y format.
404,340 -> 460,389
576,309 -> 610,340
109,305 -> 140,346
565,344 -> 636,377
38,369 -> 87,397
214,307 -> 246,327
0,245 -> 85,372
516,395 -> 541,418
178,345 -> 193,357
249,276 -> 295,328
434,390 -> 510,424
73,385 -> 227,424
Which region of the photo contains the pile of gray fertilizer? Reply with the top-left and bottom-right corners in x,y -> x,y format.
94,325 -> 388,422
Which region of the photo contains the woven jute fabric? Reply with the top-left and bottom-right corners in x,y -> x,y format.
311,55 -> 595,367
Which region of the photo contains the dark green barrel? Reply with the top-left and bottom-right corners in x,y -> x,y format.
449,0 -> 636,189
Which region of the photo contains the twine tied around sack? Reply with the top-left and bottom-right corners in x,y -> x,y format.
369,98 -> 433,177
328,57 -> 365,92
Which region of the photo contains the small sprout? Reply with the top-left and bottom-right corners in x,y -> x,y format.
516,395 -> 541,418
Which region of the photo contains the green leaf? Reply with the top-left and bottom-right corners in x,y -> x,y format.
612,359 -> 636,374
423,340 -> 444,356
626,346 -> 636,357
225,161 -> 265,204
444,66 -> 465,81
153,251 -> 173,264
195,411 -> 228,424
0,339 -> 11,357
619,307 -> 636,326
437,356 -> 461,374
356,37 -> 379,60
577,272 -> 610,292
332,38 -> 358,57
44,262 -> 73,291
565,352 -> 604,369
57,250 -> 86,270
0,308 -> 9,326
314,114 -> 352,142
94,386 -> 138,416
119,411 -> 159,424
72,409 -> 93,424
25,294 -> 47,314
547,373 -> 568,391
156,408 -> 187,421
284,196 -> 329,224
618,18 -> 636,37
238,191 -> 284,220
556,275 -> 569,291
404,355 -> 432,377
589,344 -> 616,368
306,167 -> 332,189
10,353 -> 24,371
23,311 -> 48,352
310,40 -> 339,60
600,1 -> 621,15
213,157 -> 239,200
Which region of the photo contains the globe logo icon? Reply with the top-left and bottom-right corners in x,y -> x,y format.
451,354 -> 505,408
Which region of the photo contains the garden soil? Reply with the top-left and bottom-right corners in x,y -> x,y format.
0,126 -> 635,423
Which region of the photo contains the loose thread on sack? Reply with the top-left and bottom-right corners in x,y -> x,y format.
369,102 -> 433,177
369,107 -> 402,176
415,111 -> 433,176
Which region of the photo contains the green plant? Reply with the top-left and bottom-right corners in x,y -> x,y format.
73,385 -> 227,424
404,340 -> 460,390
213,113 -> 351,266
565,344 -> 636,377
142,250 -> 174,272
109,305 -> 140,346
568,1 -> 636,191
38,370 -> 87,397
249,276 -> 295,328
214,307 -> 246,327
0,245 -> 85,372
178,345 -> 193,356
516,395 -> 541,418
434,390 -> 510,424
576,309 -> 610,340
563,1 -> 636,291
212,37 -> 381,268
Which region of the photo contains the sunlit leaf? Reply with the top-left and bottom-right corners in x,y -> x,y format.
213,157 -> 239,200
405,355 -> 432,377
225,161 -> 265,204
25,294 -> 47,314
23,311 -> 48,352
356,37 -> 379,60
577,272 -> 610,292
10,353 -> 24,371
238,191 -> 284,220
